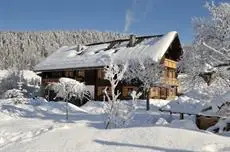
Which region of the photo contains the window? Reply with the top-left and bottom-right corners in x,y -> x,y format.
75,70 -> 85,81
150,87 -> 159,98
76,70 -> 85,77
64,70 -> 74,77
97,69 -> 105,79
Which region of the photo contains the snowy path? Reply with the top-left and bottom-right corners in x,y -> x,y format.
0,118 -> 61,150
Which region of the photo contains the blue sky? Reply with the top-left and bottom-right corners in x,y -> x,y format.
0,0 -> 226,44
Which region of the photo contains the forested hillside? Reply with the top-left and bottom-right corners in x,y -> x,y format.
0,30 -> 126,69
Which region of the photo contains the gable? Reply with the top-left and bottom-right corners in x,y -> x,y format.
164,35 -> 183,61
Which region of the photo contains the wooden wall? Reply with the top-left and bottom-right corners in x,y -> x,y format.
196,115 -> 219,130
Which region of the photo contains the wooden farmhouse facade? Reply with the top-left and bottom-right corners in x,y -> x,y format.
34,31 -> 183,101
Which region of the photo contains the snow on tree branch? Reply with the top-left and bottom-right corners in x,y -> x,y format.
103,60 -> 136,129
203,42 -> 230,62
125,58 -> 162,88
180,2 -> 230,91
52,78 -> 89,100
50,77 -> 89,120
124,57 -> 163,110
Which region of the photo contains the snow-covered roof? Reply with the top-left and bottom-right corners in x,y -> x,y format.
161,96 -> 205,115
200,91 -> 230,117
34,31 -> 179,71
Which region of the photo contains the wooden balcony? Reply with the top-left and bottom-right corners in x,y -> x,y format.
161,78 -> 179,86
164,58 -> 177,69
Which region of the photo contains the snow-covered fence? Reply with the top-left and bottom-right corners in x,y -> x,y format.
159,108 -> 197,120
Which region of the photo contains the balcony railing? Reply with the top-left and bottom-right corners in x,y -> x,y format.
164,58 -> 177,69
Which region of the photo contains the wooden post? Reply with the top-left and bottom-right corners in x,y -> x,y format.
195,115 -> 200,129
48,87 -> 50,102
180,113 -> 184,120
146,89 -> 150,111
169,112 -> 173,122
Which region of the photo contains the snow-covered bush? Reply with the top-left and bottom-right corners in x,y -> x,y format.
103,61 -> 136,128
13,96 -> 28,104
51,78 -> 89,101
4,89 -> 23,99
103,100 -> 136,128
50,77 -> 89,120
4,88 -> 28,104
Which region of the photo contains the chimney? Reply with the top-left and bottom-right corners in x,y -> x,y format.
129,34 -> 136,47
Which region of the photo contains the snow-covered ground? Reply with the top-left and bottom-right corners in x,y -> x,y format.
0,98 -> 229,152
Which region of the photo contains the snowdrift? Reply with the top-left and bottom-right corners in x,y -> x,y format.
0,98 -> 88,119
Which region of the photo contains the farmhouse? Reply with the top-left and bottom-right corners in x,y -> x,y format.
34,31 -> 182,100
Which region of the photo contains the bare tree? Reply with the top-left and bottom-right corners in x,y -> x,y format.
103,60 -> 136,129
125,58 -> 163,110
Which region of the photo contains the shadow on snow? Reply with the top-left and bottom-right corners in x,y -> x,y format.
94,139 -> 194,152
